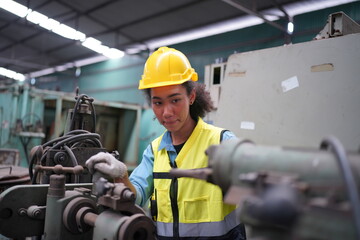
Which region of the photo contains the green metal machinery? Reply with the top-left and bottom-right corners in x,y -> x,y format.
171,137 -> 360,240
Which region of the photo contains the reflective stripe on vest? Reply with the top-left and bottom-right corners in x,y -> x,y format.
152,118 -> 238,238
156,210 -> 240,237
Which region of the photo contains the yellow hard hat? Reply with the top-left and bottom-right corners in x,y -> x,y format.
138,47 -> 198,89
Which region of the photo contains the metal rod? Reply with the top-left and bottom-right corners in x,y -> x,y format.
83,212 -> 98,227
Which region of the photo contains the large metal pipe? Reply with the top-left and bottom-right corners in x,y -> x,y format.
208,139 -> 360,196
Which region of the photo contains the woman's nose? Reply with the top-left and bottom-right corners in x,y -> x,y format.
162,104 -> 173,118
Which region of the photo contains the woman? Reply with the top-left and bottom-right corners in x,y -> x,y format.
128,47 -> 246,239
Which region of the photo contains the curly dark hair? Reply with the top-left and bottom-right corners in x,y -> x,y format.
143,81 -> 215,120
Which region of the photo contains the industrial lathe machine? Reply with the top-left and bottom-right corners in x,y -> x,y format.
0,91 -> 155,240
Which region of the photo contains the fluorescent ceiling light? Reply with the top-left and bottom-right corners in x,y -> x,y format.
81,38 -> 125,58
0,0 -> 29,17
81,37 -> 102,48
39,18 -> 60,31
0,67 -> 25,81
52,24 -> 86,41
81,37 -> 109,53
0,0 -> 124,63
26,10 -> 48,24
145,15 -> 276,50
103,48 -> 125,59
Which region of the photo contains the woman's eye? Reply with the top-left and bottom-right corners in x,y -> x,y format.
153,101 -> 162,106
172,99 -> 180,103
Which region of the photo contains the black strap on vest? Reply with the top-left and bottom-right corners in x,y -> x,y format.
153,172 -> 176,179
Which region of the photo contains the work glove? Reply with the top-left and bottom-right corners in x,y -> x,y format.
85,152 -> 128,181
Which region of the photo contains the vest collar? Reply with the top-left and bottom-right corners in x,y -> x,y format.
158,117 -> 204,152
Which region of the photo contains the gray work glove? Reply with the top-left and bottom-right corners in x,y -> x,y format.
86,152 -> 128,181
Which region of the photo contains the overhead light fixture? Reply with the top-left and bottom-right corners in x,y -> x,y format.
81,37 -> 108,53
103,48 -> 125,59
39,18 -> 60,31
0,0 -> 29,17
26,10 -> 48,24
0,67 -> 25,81
53,24 -> 86,41
145,15 -> 274,50
0,0 -> 124,62
81,38 -> 125,58
287,22 -> 294,34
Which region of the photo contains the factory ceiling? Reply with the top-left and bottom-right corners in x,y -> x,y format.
0,0 -> 355,81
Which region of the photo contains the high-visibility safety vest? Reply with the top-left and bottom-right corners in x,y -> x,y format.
151,118 -> 241,238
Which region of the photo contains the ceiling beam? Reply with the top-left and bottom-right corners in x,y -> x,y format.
0,56 -> 49,69
222,0 -> 287,32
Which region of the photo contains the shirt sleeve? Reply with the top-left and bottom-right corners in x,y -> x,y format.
129,144 -> 154,207
222,130 -> 238,141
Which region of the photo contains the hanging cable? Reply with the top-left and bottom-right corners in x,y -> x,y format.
320,136 -> 360,239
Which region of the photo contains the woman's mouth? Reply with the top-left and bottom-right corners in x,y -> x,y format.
163,120 -> 177,126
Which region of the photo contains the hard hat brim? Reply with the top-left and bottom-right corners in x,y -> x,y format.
138,73 -> 198,89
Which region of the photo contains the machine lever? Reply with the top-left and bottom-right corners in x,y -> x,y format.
169,168 -> 213,181
34,164 -> 84,175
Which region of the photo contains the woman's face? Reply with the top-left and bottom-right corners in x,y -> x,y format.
150,84 -> 195,133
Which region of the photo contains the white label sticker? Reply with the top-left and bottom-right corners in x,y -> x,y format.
240,121 -> 255,130
281,76 -> 299,92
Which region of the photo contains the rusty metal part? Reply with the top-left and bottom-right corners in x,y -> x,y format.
47,174 -> 66,197
35,164 -> 84,175
96,180 -> 143,215
76,206 -> 96,231
63,197 -> 97,234
83,211 -> 98,227
92,210 -> 155,240
118,213 -> 156,240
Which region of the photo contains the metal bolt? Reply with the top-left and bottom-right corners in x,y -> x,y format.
18,208 -> 27,216
54,152 -> 67,164
122,189 -> 135,200
32,209 -> 41,218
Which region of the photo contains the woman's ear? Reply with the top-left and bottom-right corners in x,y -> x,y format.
189,89 -> 196,104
